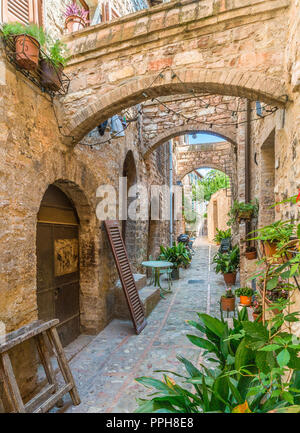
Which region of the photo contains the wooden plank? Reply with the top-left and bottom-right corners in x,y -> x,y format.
0,319 -> 59,354
33,384 -> 72,413
104,220 -> 147,335
0,353 -> 25,413
34,332 -> 63,408
46,328 -> 81,406
25,383 -> 56,412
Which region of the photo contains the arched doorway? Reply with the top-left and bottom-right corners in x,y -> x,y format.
36,185 -> 80,347
122,151 -> 137,263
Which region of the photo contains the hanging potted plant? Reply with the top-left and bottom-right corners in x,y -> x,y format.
2,22 -> 46,71
227,200 -> 259,225
212,246 -> 240,285
65,1 -> 89,33
235,287 -> 253,306
248,220 -> 294,260
40,40 -> 69,91
158,243 -> 191,280
220,287 -> 235,312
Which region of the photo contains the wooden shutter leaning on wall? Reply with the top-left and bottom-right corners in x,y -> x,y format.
104,220 -> 147,335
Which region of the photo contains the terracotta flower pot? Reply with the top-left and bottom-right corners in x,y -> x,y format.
65,15 -> 85,33
221,296 -> 235,312
245,250 -> 257,260
240,295 -> 252,306
15,34 -> 40,71
223,272 -> 236,285
40,59 -> 63,91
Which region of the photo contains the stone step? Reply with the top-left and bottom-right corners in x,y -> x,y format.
116,273 -> 147,291
139,286 -> 161,318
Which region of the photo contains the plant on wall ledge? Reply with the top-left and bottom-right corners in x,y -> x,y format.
41,40 -> 70,91
1,22 -> 47,71
227,200 -> 259,227
65,1 -> 89,33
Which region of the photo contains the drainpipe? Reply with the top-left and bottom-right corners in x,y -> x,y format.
245,99 -> 251,236
169,140 -> 173,247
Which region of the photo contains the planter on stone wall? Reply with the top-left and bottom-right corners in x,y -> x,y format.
245,248 -> 257,260
65,15 -> 86,33
40,59 -> 64,90
15,34 -> 40,71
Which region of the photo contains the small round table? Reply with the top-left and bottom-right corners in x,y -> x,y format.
141,261 -> 173,297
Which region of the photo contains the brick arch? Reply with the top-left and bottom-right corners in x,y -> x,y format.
179,163 -> 228,181
176,142 -> 233,182
61,68 -> 287,144
144,126 -> 236,158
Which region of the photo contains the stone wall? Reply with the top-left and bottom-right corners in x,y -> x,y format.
207,189 -> 231,243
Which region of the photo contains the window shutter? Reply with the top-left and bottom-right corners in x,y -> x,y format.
2,0 -> 34,25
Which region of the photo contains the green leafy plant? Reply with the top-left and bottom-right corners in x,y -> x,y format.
227,200 -> 259,227
213,228 -> 231,244
47,39 -> 69,68
235,287 -> 254,297
212,246 -> 240,274
222,287 -> 235,298
248,220 -> 294,249
135,302 -> 300,413
2,22 -> 47,47
158,243 -> 191,270
193,169 -> 230,202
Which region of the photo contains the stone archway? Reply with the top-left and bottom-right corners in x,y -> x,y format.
58,0 -> 289,142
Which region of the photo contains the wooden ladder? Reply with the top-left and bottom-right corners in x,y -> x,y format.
0,319 -> 80,413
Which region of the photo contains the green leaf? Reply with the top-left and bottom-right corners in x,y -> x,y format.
242,321 -> 268,342
277,349 -> 291,367
197,313 -> 225,338
186,334 -> 219,354
235,338 -> 255,372
135,377 -> 177,393
258,344 -> 281,352
176,355 -> 202,378
266,277 -> 279,290
282,392 -> 294,405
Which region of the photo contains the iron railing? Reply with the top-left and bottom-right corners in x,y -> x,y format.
2,33 -> 70,98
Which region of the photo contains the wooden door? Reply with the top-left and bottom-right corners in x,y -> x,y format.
37,185 -> 80,347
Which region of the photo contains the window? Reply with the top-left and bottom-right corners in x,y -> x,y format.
2,0 -> 43,26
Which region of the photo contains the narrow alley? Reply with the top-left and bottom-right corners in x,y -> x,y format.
55,239 -> 229,413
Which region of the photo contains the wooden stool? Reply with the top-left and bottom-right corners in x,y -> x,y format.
0,319 -> 80,413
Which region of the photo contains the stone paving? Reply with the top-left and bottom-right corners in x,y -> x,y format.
54,238 -> 238,413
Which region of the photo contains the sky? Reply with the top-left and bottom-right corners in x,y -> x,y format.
187,132 -> 226,145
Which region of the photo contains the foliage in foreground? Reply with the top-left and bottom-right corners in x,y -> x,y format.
135,305 -> 300,413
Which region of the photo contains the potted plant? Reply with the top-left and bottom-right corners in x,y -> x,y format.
158,243 -> 191,280
235,287 -> 253,306
245,246 -> 257,260
220,287 -> 235,312
40,40 -> 69,91
65,1 -> 89,33
212,245 -> 240,285
227,200 -> 259,226
2,22 -> 47,71
248,220 -> 294,259
252,298 -> 262,321
213,228 -> 231,245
